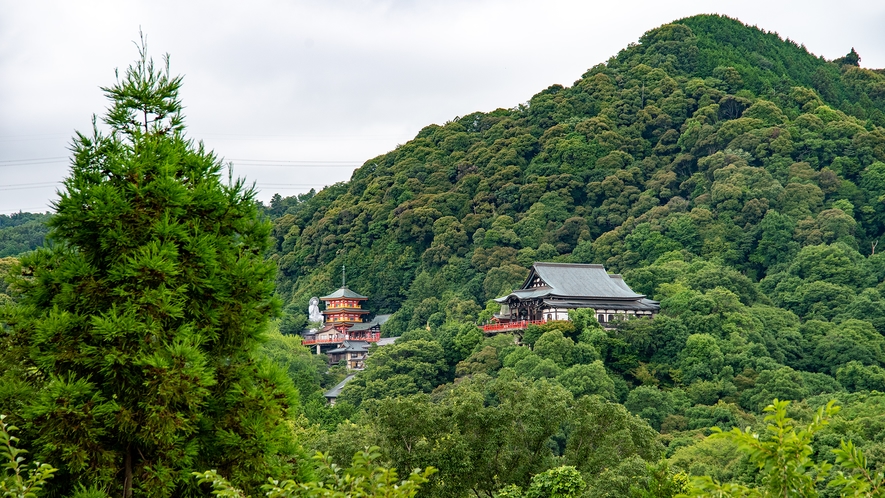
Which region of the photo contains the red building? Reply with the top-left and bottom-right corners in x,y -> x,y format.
302,283 -> 393,355
320,286 -> 370,333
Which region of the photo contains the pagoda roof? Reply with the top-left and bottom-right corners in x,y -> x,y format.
495,263 -> 648,303
320,286 -> 368,300
322,308 -> 370,314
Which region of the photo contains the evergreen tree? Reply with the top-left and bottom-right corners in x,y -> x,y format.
0,39 -> 303,497
835,47 -> 861,66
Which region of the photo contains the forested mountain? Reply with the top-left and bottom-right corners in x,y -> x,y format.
6,13 -> 885,497
257,14 -> 885,496
0,213 -> 51,304
0,212 -> 51,257
268,14 -> 885,332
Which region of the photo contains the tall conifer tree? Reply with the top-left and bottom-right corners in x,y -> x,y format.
0,39 -> 302,497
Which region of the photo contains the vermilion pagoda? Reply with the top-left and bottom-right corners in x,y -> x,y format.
320,286 -> 370,333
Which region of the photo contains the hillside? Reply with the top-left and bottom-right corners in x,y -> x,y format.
255,15 -> 885,496
6,13 -> 885,497
267,14 -> 885,333
0,212 -> 51,257
260,16 -> 885,498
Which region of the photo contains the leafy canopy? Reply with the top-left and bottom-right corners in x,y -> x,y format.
0,37 -> 300,497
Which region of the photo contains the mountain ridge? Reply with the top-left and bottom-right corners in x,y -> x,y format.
264,14 -> 885,334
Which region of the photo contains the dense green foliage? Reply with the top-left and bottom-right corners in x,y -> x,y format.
0,257 -> 16,302
1,414 -> 56,498
258,13 -> 885,498
0,45 -> 304,497
6,13 -> 885,498
195,447 -> 435,498
1,415 -> 435,498
679,399 -> 885,497
269,14 -> 885,322
0,212 -> 51,257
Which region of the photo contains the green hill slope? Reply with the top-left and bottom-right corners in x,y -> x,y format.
267,14 -> 885,333
0,212 -> 52,257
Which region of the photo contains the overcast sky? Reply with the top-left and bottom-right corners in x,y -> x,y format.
1,0 -> 883,215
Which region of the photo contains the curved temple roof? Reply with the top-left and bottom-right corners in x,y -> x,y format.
320,286 -> 368,300
495,262 -> 652,303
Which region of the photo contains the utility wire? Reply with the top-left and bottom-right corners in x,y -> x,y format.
0,181 -> 329,190
0,156 -> 67,163
197,134 -> 404,141
0,182 -> 60,191
0,157 -> 359,191
254,186 -> 326,190
0,157 -> 361,167
243,166 -> 355,169
0,135 -> 69,142
228,159 -> 360,163
0,182 -> 343,192
255,183 -> 330,187
0,157 -> 68,168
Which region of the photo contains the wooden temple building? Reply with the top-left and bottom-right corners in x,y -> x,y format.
486,262 -> 659,332
301,281 -> 394,370
320,286 -> 371,332
325,336 -> 397,370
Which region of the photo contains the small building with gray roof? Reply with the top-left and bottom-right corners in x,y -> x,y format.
324,374 -> 356,406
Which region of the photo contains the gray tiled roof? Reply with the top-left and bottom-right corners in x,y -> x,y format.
324,374 -> 356,399
495,263 -> 647,302
542,298 -> 660,311
320,286 -> 368,300
349,314 -> 392,332
376,336 -> 399,346
326,340 -> 370,354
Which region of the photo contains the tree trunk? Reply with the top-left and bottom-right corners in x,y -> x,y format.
124,445 -> 133,498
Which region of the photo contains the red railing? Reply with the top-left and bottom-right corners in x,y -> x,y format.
301,332 -> 382,346
481,319 -> 547,333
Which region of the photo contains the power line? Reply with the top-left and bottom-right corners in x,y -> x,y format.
0,163 -> 356,171
231,163 -> 360,168
0,181 -> 59,187
255,183 -> 330,187
0,134 -> 69,143
0,162 -> 67,168
197,133 -> 405,140
0,181 -> 331,190
0,157 -> 361,166
0,156 -> 361,191
0,156 -> 68,168
0,182 -> 61,191
0,132 -> 410,149
255,186 -> 325,190
0,156 -> 67,163
0,133 -> 69,138
229,159 -> 360,163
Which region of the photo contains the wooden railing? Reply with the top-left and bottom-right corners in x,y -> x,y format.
301,332 -> 382,346
481,320 -> 547,334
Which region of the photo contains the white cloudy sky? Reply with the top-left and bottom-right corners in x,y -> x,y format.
1,0 -> 883,215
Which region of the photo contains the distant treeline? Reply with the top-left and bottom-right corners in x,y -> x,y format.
0,212 -> 51,257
